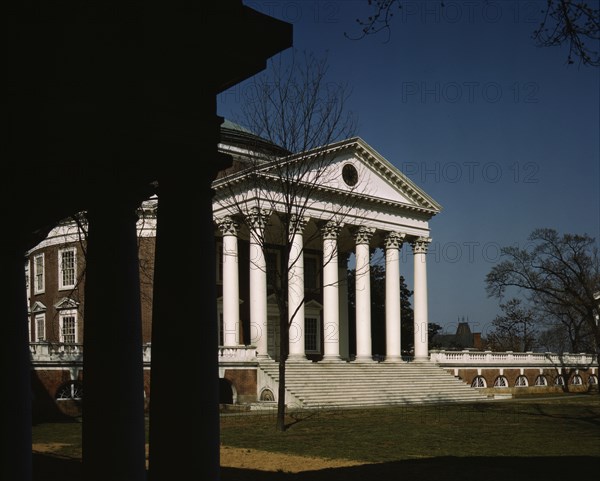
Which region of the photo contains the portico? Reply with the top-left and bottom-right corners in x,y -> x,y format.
213,136 -> 441,363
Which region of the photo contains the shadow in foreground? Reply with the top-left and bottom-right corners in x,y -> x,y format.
32,455 -> 600,481
221,456 -> 600,481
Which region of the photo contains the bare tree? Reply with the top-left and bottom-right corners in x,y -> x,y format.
346,0 -> 599,67
485,298 -> 539,352
214,50 -> 359,431
485,228 -> 600,366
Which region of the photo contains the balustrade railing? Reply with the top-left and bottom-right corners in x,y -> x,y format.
430,349 -> 597,366
30,343 -> 257,364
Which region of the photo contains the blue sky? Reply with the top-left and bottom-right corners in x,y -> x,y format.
219,0 -> 600,335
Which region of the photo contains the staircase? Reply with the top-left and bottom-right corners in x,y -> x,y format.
258,359 -> 491,408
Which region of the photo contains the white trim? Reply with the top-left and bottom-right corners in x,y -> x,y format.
304,316 -> 321,354
33,253 -> 45,294
34,313 -> 46,342
58,247 -> 77,290
25,259 -> 30,301
59,309 -> 78,344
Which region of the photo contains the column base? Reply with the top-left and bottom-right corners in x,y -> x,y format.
287,354 -> 309,363
384,356 -> 403,363
412,356 -> 431,363
353,356 -> 375,363
321,355 -> 343,363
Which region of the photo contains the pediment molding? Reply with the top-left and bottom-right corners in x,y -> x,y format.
54,297 -> 80,310
31,301 -> 47,313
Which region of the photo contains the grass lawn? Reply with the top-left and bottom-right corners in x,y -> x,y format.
31,394 -> 600,480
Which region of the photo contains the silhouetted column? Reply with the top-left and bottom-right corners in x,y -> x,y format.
82,198 -> 146,481
217,216 -> 240,346
1,248 -> 31,481
247,208 -> 270,358
354,227 -> 375,362
288,216 -> 309,361
385,232 -> 405,362
322,221 -> 343,361
412,237 -> 431,361
149,120 -> 222,481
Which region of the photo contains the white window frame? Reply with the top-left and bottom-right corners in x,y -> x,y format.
571,374 -> 583,385
304,317 -> 320,353
534,375 -> 548,386
515,375 -> 529,387
58,247 -> 77,290
25,259 -> 30,299
35,313 -> 46,342
59,309 -> 78,344
494,375 -> 509,388
33,253 -> 45,294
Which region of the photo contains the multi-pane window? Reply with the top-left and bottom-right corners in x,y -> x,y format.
534,375 -> 548,386
305,317 -> 318,352
494,376 -> 509,388
515,375 -> 529,387
59,310 -> 78,344
35,313 -> 45,341
25,260 -> 30,298
33,253 -> 45,294
59,248 -> 77,290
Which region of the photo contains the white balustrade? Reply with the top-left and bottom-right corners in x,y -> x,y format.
430,349 -> 596,367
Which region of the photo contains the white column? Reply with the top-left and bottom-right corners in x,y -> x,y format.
354,226 -> 375,362
288,216 -> 309,361
412,237 -> 431,361
322,221 -> 343,361
385,232 -> 405,362
217,217 -> 240,346
247,208 -> 270,358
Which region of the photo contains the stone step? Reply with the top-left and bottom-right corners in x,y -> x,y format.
257,359 -> 489,407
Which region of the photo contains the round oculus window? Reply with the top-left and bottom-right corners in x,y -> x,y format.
342,164 -> 358,186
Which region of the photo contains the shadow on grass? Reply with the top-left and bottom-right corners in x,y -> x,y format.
221,456 -> 600,481
33,454 -> 599,481
32,453 -> 81,481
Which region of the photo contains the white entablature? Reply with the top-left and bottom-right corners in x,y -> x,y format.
212,136 -> 441,238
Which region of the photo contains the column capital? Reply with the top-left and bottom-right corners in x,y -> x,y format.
322,220 -> 344,240
384,232 -> 406,250
289,215 -> 309,236
353,226 -> 375,245
246,208 -> 270,232
216,216 -> 238,236
411,236 -> 431,254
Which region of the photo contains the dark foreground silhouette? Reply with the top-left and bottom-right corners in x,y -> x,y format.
33,454 -> 599,481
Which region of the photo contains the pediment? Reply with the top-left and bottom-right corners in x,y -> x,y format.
31,301 -> 47,313
305,300 -> 323,310
54,297 -> 79,310
257,137 -> 441,216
